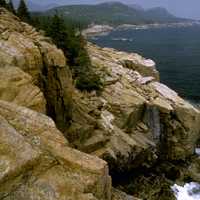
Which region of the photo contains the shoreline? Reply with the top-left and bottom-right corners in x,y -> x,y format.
83,21 -> 200,37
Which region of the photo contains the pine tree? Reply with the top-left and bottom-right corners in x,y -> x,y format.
47,14 -> 67,44
7,0 -> 16,14
46,14 -> 72,61
17,0 -> 30,22
0,0 -> 7,8
45,14 -> 102,91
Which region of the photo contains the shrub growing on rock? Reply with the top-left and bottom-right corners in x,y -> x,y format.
76,70 -> 102,92
17,0 -> 31,23
38,14 -> 102,92
0,0 -> 7,7
7,0 -> 16,14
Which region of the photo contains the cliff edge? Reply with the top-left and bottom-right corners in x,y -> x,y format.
0,8 -> 113,200
0,8 -> 200,200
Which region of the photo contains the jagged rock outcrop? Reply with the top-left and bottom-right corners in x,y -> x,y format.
0,8 -> 139,200
67,43 -> 200,199
0,8 -> 73,131
69,43 -> 200,174
1,7 -> 200,200
0,100 -> 111,200
0,66 -> 46,113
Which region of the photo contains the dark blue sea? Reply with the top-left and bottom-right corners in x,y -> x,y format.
90,25 -> 200,104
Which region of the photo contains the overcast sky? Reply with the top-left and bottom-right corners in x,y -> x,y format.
33,0 -> 200,20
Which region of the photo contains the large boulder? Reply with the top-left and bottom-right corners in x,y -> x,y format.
151,82 -> 200,160
0,66 -> 46,113
0,100 -> 111,200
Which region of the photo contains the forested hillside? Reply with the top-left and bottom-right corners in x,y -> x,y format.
45,2 -> 190,26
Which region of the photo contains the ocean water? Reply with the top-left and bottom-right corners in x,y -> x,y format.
90,25 -> 200,104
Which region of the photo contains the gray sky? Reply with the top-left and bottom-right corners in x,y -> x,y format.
34,0 -> 200,20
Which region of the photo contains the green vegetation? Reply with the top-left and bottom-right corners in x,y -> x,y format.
0,0 -> 30,20
45,2 -> 187,27
32,14 -> 102,92
7,0 -> 16,14
0,0 -> 15,14
0,0 -> 7,8
1,0 -> 101,92
32,12 -> 88,30
17,0 -> 31,22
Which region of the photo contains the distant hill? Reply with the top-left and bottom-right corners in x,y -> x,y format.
144,7 -> 181,23
128,3 -> 144,11
45,1 -> 190,26
13,0 -> 59,11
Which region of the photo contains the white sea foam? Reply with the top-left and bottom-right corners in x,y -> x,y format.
172,182 -> 200,200
195,148 -> 200,156
172,149 -> 200,199
111,37 -> 133,42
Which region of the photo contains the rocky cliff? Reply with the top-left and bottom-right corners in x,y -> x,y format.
71,42 -> 200,166
0,8 -> 73,131
0,8 -> 136,200
0,8 -> 200,200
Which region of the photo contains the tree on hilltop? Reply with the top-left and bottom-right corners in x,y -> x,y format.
36,14 -> 102,92
0,0 -> 7,8
7,0 -> 16,14
17,0 -> 31,22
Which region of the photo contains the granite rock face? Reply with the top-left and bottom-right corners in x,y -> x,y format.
0,8 -> 73,131
0,100 -> 111,200
0,66 -> 46,113
0,8 -> 200,200
69,43 -> 200,173
0,8 -> 141,200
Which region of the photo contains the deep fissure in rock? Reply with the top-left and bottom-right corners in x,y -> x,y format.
37,45 -> 73,132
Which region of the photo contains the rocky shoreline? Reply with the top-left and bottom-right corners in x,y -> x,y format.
0,8 -> 200,200
83,21 -> 200,37
82,24 -> 114,37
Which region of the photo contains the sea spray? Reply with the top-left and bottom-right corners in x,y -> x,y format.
172,182 -> 200,200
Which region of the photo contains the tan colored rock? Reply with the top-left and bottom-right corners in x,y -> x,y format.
165,100 -> 200,160
87,42 -> 159,81
0,9 -> 118,200
0,8 -> 73,130
0,66 -> 46,113
1,8 -> 200,199
0,32 -> 43,82
112,189 -> 141,200
70,41 -> 200,169
0,100 -> 111,200
152,97 -> 173,114
0,115 -> 41,198
151,82 -> 179,103
102,83 -> 146,129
